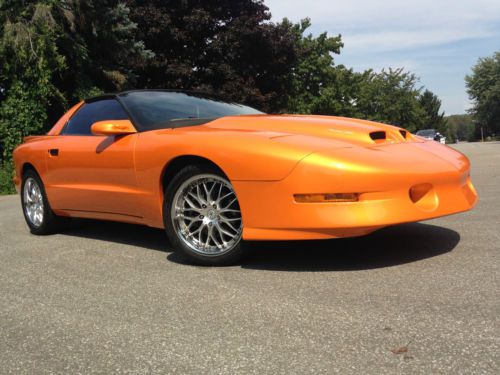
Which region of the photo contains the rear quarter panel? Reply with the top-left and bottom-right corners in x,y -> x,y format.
12,101 -> 82,192
12,137 -> 55,192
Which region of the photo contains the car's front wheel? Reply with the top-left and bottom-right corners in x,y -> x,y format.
164,165 -> 244,266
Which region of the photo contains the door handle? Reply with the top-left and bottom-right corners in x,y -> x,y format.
49,148 -> 59,156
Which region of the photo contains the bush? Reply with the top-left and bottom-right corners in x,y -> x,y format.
0,163 -> 16,195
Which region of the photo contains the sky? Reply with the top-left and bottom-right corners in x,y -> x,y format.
265,0 -> 500,115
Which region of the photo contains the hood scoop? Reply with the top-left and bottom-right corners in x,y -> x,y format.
368,129 -> 415,145
369,131 -> 386,142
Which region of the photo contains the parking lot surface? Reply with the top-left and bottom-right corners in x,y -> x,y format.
0,142 -> 499,374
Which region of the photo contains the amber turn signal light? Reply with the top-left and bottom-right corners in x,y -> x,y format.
294,193 -> 359,203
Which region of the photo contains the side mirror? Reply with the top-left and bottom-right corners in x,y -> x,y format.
91,120 -> 136,136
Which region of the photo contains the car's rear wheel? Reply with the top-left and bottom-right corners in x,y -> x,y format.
21,169 -> 68,235
164,165 -> 244,266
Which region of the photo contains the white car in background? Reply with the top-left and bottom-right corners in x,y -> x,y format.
416,129 -> 446,144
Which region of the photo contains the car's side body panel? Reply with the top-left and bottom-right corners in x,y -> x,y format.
43,134 -> 143,218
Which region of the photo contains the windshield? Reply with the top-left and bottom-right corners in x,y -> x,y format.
118,91 -> 264,131
416,129 -> 436,137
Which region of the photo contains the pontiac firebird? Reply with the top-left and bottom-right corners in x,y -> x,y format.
13,90 -> 477,265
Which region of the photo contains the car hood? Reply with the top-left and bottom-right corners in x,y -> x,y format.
203,114 -> 419,149
148,114 -> 465,181
204,115 -> 466,176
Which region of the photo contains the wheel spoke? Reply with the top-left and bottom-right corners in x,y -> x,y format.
177,213 -> 196,221
187,225 -> 203,241
198,224 -> 204,246
208,182 -> 216,197
184,196 -> 201,211
196,185 -> 208,205
203,182 -> 212,202
217,191 -> 234,204
216,183 -> 223,202
211,228 -> 222,249
187,220 -> 200,231
187,191 -> 204,207
223,197 -> 237,208
215,222 -> 235,238
221,220 -> 239,233
205,225 -> 212,248
219,216 -> 241,222
219,208 -> 241,214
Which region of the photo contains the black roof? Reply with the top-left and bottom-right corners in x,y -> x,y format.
84,89 -> 221,104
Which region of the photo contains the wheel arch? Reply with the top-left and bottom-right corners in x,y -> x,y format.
21,162 -> 38,178
160,155 -> 230,195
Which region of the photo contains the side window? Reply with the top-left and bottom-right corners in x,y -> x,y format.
62,99 -> 129,135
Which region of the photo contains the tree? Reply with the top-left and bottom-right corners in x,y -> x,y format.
0,3 -> 66,159
445,114 -> 475,142
126,0 -> 299,112
282,18 -> 373,118
354,68 -> 425,132
51,0 -> 153,100
466,51 -> 500,137
418,89 -> 446,132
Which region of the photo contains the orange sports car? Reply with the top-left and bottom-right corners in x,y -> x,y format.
13,90 -> 477,265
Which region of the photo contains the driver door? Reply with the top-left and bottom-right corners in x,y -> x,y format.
44,98 -> 143,219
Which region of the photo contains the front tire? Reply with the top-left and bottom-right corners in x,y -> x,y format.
164,165 -> 244,266
21,169 -> 68,235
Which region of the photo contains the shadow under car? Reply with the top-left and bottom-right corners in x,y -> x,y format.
61,219 -> 460,271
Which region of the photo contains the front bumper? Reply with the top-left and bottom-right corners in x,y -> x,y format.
235,142 -> 478,240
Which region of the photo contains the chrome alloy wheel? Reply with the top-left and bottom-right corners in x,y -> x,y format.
171,174 -> 243,255
23,177 -> 44,227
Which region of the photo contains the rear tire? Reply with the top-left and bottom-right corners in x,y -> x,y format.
163,165 -> 244,266
21,169 -> 69,235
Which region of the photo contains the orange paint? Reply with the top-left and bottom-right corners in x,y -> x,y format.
13,111 -> 477,240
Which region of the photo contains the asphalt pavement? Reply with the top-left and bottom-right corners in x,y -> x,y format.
0,142 -> 499,374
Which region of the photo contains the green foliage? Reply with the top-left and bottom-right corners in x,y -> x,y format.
51,0 -> 153,98
418,89 -> 446,132
445,114 -> 476,142
0,162 -> 15,195
466,51 -> 500,137
354,68 -> 426,132
0,2 -> 66,159
284,18 -> 356,115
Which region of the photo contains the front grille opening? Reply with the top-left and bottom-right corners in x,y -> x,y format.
369,131 -> 386,142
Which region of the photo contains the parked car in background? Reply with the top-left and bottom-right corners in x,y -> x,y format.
416,129 -> 446,144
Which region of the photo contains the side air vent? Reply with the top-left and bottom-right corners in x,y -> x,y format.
400,130 -> 408,139
369,131 -> 386,141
